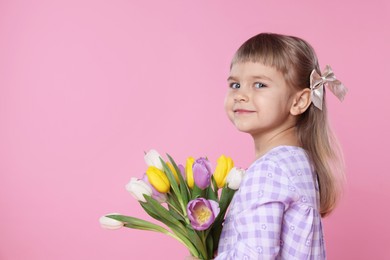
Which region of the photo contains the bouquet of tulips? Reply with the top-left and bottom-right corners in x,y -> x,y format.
100,149 -> 245,259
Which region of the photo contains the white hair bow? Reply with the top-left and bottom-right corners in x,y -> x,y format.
310,65 -> 348,110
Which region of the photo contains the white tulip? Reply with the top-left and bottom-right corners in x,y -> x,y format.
125,178 -> 153,202
226,167 -> 246,190
99,213 -> 124,230
144,149 -> 164,170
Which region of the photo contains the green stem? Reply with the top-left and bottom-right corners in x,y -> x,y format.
198,231 -> 208,259
176,194 -> 188,219
166,200 -> 186,219
168,191 -> 188,220
111,214 -> 200,258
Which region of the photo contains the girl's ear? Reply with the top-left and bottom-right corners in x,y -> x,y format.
290,88 -> 311,116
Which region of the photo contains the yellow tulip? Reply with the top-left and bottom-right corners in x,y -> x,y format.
146,166 -> 170,193
186,157 -> 195,188
213,155 -> 234,188
166,161 -> 179,183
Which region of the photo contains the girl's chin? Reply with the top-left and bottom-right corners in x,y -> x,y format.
234,125 -> 255,134
233,124 -> 263,136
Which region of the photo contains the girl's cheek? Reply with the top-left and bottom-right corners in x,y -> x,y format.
224,98 -> 235,123
224,94 -> 232,113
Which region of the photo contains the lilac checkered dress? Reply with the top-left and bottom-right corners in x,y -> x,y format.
216,146 -> 326,259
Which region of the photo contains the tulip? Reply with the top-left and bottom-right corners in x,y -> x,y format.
187,198 -> 220,231
144,149 -> 164,170
125,178 -> 153,203
192,157 -> 212,189
99,213 -> 124,230
186,157 -> 195,188
142,174 -> 167,203
146,166 -> 170,193
166,161 -> 179,183
213,155 -> 234,188
178,164 -> 186,180
226,167 -> 246,190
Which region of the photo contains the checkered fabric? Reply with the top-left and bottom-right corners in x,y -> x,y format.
216,146 -> 326,260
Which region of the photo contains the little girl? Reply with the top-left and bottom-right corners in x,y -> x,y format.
215,33 -> 347,259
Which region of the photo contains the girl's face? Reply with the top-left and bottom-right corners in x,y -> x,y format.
225,62 -> 296,137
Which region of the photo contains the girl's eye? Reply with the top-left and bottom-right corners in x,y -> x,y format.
230,83 -> 240,89
254,82 -> 266,88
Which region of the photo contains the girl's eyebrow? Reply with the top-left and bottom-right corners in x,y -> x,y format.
227,76 -> 237,81
227,75 -> 273,82
251,75 -> 273,82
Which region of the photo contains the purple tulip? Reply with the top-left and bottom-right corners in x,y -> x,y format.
142,174 -> 167,203
187,198 -> 220,231
178,164 -> 186,181
192,157 -> 212,189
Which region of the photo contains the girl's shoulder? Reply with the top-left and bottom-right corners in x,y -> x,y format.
248,145 -> 313,180
242,146 -> 319,207
251,145 -> 309,166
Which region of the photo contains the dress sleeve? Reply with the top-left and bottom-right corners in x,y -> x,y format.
215,159 -> 296,260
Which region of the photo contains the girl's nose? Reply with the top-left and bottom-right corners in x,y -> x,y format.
234,90 -> 249,102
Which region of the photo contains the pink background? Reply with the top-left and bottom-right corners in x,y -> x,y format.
1,0 -> 389,259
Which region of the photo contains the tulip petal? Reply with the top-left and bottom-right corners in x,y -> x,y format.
187,198 -> 220,231
146,166 -> 170,193
178,164 -> 186,180
167,161 -> 179,183
99,214 -> 124,230
226,167 -> 245,190
142,174 -> 167,203
125,178 -> 153,202
192,157 -> 212,190
213,155 -> 234,189
208,199 -> 220,217
186,157 -> 195,188
144,149 -> 164,170
193,163 -> 210,189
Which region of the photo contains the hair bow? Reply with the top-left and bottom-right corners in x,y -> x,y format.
310,65 -> 348,110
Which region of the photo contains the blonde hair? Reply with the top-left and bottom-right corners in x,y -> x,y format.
232,33 -> 344,217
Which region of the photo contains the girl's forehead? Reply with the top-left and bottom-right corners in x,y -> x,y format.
229,62 -> 282,79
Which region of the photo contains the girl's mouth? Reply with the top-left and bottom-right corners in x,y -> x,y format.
234,109 -> 255,114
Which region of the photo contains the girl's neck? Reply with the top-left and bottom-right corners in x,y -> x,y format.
252,126 -> 300,159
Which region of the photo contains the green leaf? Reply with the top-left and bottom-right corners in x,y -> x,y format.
210,222 -> 223,250
210,188 -> 236,247
191,185 -> 203,200
160,158 -> 181,201
186,228 -> 207,259
140,196 -> 187,234
167,153 -> 190,206
171,226 -> 202,258
211,175 -> 219,199
206,233 -> 214,259
167,192 -> 181,211
141,202 -> 164,222
144,196 -> 187,233
160,157 -> 189,217
167,199 -> 185,222
219,187 -> 236,214
107,214 -> 170,234
205,184 -> 218,202
108,214 -> 201,258
140,198 -> 201,257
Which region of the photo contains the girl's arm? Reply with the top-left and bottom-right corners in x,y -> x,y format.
215,160 -> 295,259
